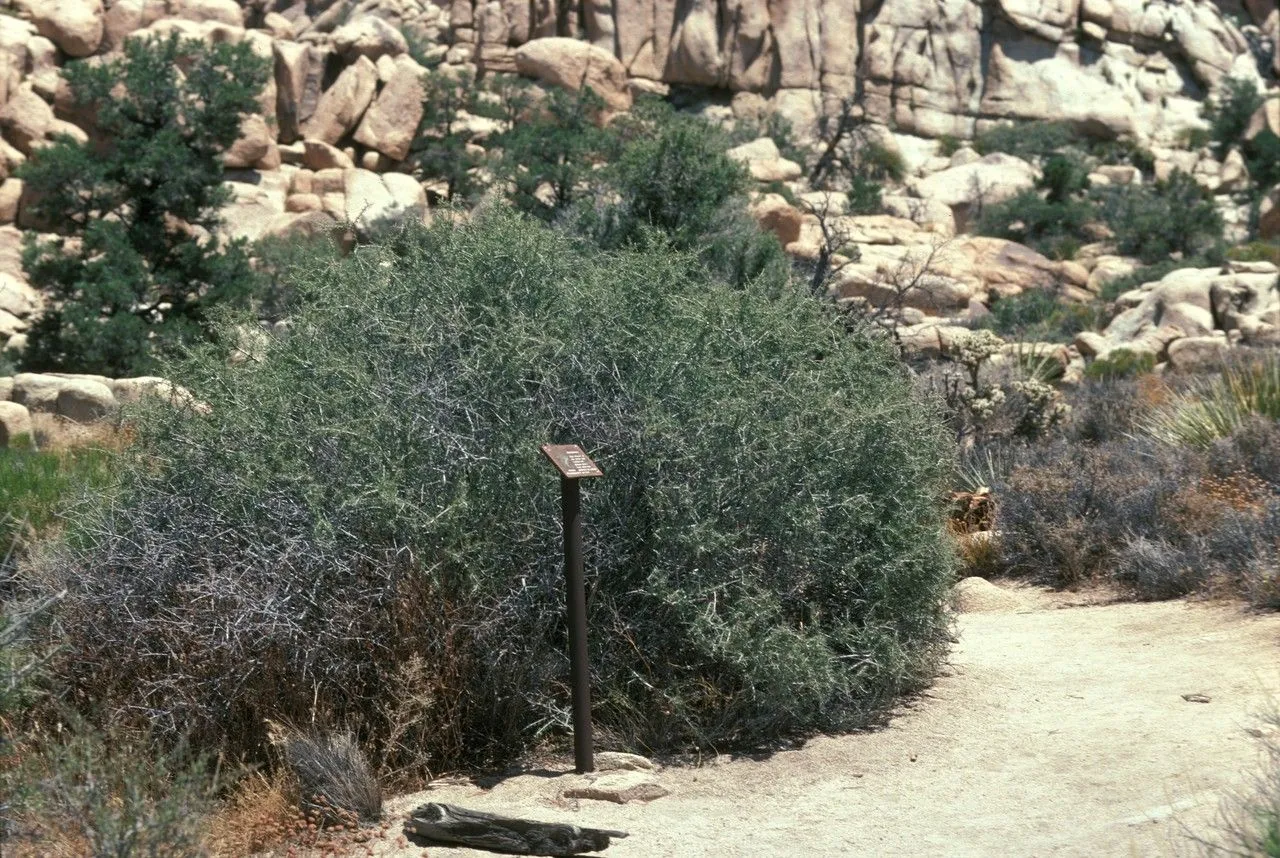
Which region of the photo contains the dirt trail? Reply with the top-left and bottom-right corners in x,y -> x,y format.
372,585 -> 1280,857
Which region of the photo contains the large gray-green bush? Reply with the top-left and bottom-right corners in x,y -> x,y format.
34,209 -> 955,773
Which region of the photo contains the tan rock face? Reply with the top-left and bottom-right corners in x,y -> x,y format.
353,55 -> 427,161
0,179 -> 22,225
1244,98 -> 1280,141
344,168 -> 426,231
56,378 -> 115,422
178,0 -> 242,27
0,271 -> 36,318
451,0 -> 1254,140
302,140 -> 355,171
24,0 -> 104,58
332,16 -> 409,61
274,41 -> 329,144
0,85 -> 54,155
751,194 -> 805,246
302,55 -> 378,146
726,137 -> 803,182
1259,184 -> 1280,241
515,37 -> 633,112
0,400 -> 32,448
910,153 -> 1037,230
224,114 -> 274,169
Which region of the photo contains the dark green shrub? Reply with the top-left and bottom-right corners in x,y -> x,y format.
408,67 -> 488,204
493,87 -> 609,220
1228,239 -> 1280,267
975,151 -> 1096,258
32,209 -> 957,772
17,33 -> 269,376
1244,129 -> 1280,194
1199,77 -> 1280,198
977,289 -> 1101,342
1091,171 -> 1224,263
1083,347 -> 1157,381
573,100 -> 788,290
1040,152 -> 1091,203
936,135 -> 963,157
975,190 -> 1094,260
1088,138 -> 1156,177
695,205 -> 792,291
973,121 -> 1078,162
808,98 -> 902,211
1204,76 -> 1265,161
603,100 -> 749,249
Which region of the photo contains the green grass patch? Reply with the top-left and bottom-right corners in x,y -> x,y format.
0,445 -> 117,561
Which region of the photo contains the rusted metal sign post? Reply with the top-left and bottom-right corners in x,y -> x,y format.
540,443 -> 604,774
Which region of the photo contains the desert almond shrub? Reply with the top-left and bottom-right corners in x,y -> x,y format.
27,209 -> 956,774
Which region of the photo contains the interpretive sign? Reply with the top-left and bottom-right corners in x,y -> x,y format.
540,444 -> 604,479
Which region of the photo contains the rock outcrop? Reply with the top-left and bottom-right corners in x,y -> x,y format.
446,0 -> 1268,140
0,0 -> 1269,372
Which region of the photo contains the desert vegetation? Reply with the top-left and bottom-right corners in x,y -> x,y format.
0,4 -> 1279,854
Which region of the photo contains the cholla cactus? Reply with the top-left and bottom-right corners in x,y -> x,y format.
1012,378 -> 1071,439
952,329 -> 1006,366
960,383 -> 1007,422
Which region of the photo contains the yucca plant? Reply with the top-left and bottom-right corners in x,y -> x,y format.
1143,355 -> 1280,447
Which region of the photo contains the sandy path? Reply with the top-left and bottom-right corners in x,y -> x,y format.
370,588 -> 1280,857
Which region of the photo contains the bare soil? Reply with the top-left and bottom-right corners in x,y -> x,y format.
367,583 -> 1280,857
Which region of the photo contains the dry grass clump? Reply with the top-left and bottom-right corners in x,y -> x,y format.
205,767 -> 395,858
268,723 -> 382,825
27,412 -> 132,454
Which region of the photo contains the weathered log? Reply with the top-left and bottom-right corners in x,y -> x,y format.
403,802 -> 628,856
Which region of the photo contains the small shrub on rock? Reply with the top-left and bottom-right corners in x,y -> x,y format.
977,289 -> 1101,342
30,209 -> 957,773
975,189 -> 1094,260
577,100 -> 788,290
973,121 -> 1078,162
594,100 -> 749,250
1083,348 -> 1157,381
1091,171 -> 1224,263
1203,76 -> 1265,161
493,87 -> 609,220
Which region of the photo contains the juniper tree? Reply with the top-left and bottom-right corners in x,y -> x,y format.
18,33 -> 269,376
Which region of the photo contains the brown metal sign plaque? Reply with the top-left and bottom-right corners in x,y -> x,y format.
540,444 -> 603,479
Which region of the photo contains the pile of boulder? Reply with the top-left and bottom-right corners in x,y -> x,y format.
0,371 -> 198,446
